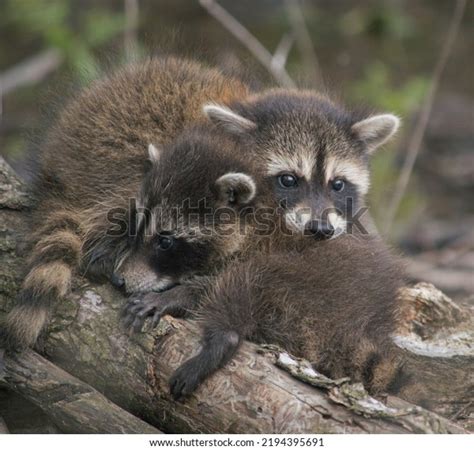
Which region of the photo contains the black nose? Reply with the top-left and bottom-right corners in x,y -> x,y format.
305,221 -> 334,240
111,272 -> 125,289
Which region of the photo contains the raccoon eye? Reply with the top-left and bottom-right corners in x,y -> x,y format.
331,178 -> 345,192
278,173 -> 298,188
157,235 -> 174,251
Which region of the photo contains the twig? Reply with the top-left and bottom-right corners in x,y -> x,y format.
271,32 -> 294,72
199,0 -> 296,88
450,401 -> 473,421
383,0 -> 467,234
124,0 -> 139,61
284,0 -> 323,88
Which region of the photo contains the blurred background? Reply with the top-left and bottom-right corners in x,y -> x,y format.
0,0 -> 473,300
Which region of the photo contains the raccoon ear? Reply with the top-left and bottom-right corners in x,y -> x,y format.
147,143 -> 161,164
215,172 -> 256,207
351,114 -> 400,153
203,104 -> 256,135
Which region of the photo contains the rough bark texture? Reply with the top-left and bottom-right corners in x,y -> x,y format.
2,350 -> 160,434
0,157 -> 472,433
395,283 -> 474,427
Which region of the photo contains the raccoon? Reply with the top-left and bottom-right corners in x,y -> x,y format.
130,233 -> 407,401
128,127 -> 261,292
203,90 -> 400,239
0,57 -> 251,351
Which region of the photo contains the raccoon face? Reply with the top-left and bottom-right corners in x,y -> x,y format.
204,91 -> 400,239
131,129 -> 257,290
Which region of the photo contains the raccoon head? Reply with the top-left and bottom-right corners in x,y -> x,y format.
204,90 -> 400,239
128,127 -> 257,292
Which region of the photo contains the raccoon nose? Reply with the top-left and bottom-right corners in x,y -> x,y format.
305,221 -> 334,240
111,272 -> 126,289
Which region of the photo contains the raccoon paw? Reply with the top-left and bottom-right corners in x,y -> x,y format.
169,357 -> 204,400
122,292 -> 159,333
122,286 -> 191,334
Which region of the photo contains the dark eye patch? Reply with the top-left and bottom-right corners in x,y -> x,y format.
149,235 -> 213,279
332,180 -> 360,216
273,175 -> 306,210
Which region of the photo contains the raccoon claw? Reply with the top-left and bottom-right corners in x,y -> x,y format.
122,292 -> 171,333
169,359 -> 202,400
123,286 -> 193,334
122,293 -> 157,333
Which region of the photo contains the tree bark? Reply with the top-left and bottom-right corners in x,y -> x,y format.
2,350 -> 160,434
0,156 -> 472,433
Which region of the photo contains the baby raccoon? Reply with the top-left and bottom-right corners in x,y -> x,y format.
132,234 -> 408,401
203,90 -> 400,239
121,121 -> 408,401
0,57 -> 250,350
128,127 -> 261,296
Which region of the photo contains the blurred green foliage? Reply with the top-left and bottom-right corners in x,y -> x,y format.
349,61 -> 429,230
340,6 -> 416,40
351,61 -> 428,114
2,0 -> 125,79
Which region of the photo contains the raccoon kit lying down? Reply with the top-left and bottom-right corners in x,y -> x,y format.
129,234 -> 407,401
0,57 -> 251,351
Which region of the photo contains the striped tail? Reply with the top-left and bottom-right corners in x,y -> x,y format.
0,212 -> 82,350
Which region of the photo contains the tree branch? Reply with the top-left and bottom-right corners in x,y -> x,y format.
0,49 -> 62,98
284,0 -> 323,88
124,0 -> 140,61
199,0 -> 296,88
383,0 -> 467,234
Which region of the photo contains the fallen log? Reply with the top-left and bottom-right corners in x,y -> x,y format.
0,156 -> 472,433
1,350 -> 160,434
11,285 -> 469,433
395,282 -> 474,427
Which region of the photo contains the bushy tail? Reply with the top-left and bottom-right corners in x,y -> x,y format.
0,211 -> 83,350
351,339 -> 432,407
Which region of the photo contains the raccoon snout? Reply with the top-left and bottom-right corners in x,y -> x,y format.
305,220 -> 334,240
111,272 -> 126,289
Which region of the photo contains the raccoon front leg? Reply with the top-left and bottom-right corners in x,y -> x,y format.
169,329 -> 240,400
123,285 -> 195,333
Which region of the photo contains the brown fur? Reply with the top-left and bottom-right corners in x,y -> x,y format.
0,57 -> 250,350
118,124 -> 426,405
183,234 -> 406,395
